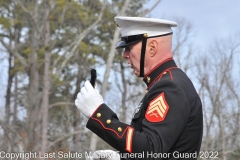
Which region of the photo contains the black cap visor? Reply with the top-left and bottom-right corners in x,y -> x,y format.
115,34 -> 145,49
116,40 -> 140,49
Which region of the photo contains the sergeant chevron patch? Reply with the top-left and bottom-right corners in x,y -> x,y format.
145,92 -> 169,122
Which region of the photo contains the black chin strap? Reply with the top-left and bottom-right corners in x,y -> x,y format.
139,32 -> 173,77
139,34 -> 148,77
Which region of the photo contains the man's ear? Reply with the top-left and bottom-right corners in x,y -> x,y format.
149,40 -> 158,57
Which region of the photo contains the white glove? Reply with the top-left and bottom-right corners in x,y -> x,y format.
86,150 -> 120,160
75,80 -> 104,118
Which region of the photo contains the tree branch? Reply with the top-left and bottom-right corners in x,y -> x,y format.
0,120 -> 23,145
49,102 -> 75,108
16,0 -> 34,21
55,0 -> 107,79
0,37 -> 27,67
138,0 -> 162,16
46,130 -> 86,149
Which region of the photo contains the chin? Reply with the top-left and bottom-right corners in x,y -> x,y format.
134,71 -> 140,77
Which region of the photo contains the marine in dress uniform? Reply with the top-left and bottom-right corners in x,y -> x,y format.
75,17 -> 203,160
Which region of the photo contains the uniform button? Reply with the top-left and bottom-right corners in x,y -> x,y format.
145,90 -> 148,94
96,113 -> 101,118
118,127 -> 122,132
147,76 -> 151,83
106,119 -> 111,124
163,71 -> 167,74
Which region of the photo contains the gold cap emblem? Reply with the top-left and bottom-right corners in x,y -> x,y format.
106,119 -> 111,124
96,113 -> 101,118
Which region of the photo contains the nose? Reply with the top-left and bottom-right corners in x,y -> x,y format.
122,49 -> 130,59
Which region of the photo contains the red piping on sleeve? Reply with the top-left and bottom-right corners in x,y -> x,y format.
90,116 -> 133,138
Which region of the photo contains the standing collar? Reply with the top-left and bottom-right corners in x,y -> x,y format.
143,58 -> 177,87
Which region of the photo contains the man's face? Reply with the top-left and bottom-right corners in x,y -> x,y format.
122,42 -> 142,76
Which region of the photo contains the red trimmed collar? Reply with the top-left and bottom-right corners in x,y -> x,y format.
143,58 -> 177,87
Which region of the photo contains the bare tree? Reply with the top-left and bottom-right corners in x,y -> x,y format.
195,36 -> 240,160
0,0 -> 108,154
172,17 -> 195,73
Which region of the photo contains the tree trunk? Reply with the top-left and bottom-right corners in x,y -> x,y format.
72,61 -> 83,152
41,0 -> 51,156
3,53 -> 14,152
89,0 -> 130,151
12,75 -> 18,152
25,2 -> 41,151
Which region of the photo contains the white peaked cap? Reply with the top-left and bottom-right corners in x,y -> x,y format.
115,16 -> 177,37
114,17 -> 177,77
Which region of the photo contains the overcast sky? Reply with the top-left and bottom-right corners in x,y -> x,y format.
147,0 -> 240,47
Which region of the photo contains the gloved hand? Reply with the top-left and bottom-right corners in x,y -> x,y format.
86,150 -> 120,160
75,80 -> 104,118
